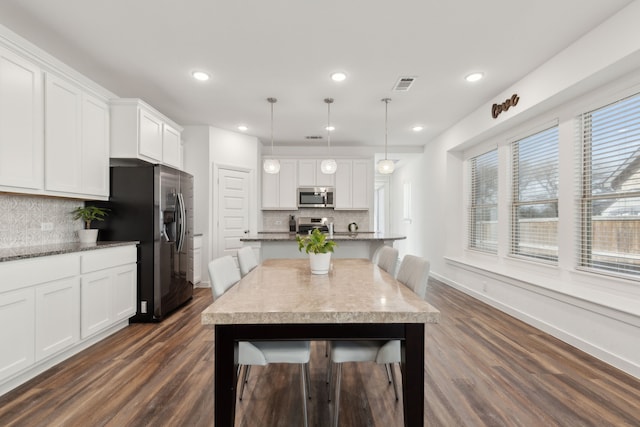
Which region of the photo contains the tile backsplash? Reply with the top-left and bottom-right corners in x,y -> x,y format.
262,209 -> 370,233
0,194 -> 83,248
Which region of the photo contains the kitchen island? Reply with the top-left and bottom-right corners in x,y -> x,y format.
240,232 -> 405,260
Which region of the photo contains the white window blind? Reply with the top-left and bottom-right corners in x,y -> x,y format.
579,92 -> 640,276
469,149 -> 498,253
511,126 -> 559,261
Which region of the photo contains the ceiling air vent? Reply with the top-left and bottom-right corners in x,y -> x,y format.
392,76 -> 416,92
305,135 -> 323,140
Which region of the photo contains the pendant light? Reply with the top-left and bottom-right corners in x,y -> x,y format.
320,98 -> 337,175
263,97 -> 280,174
377,98 -> 395,174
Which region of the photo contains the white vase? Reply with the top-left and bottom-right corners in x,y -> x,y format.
309,252 -> 331,275
78,229 -> 99,244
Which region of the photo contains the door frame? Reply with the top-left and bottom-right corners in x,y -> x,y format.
211,163 -> 256,261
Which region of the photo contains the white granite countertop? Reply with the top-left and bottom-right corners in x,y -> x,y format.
0,241 -> 138,263
201,258 -> 440,325
240,232 -> 406,242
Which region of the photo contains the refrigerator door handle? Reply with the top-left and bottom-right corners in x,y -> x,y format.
176,193 -> 187,252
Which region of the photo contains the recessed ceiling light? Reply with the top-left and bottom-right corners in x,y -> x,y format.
465,72 -> 484,82
192,71 -> 210,81
412,126 -> 424,132
237,125 -> 248,132
330,72 -> 347,82
325,126 -> 335,131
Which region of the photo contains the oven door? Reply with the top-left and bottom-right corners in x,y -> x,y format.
298,187 -> 328,208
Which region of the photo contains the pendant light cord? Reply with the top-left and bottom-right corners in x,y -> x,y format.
325,98 -> 333,153
382,98 -> 391,160
267,97 -> 277,155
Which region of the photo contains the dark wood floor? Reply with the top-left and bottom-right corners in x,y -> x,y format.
1,279 -> 639,426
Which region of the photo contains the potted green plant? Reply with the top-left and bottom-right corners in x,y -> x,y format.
72,205 -> 109,244
296,228 -> 337,274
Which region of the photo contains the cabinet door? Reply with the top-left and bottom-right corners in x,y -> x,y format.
138,108 -> 163,161
334,160 -> 353,209
35,277 -> 80,361
192,235 -> 202,284
81,270 -> 112,339
262,167 -> 280,209
45,74 -> 82,193
81,93 -> 109,197
297,159 -> 316,187
316,160 -> 335,187
0,46 -> 43,190
278,160 -> 298,209
162,124 -> 181,168
351,160 -> 370,209
111,264 -> 137,322
0,288 -> 35,382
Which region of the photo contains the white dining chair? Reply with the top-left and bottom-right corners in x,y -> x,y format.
328,254 -> 430,427
375,245 -> 399,276
237,246 -> 258,277
208,256 -> 311,427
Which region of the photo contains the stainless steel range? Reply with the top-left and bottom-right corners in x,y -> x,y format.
297,217 -> 334,234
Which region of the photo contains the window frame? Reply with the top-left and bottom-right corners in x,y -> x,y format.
510,125 -> 560,263
468,148 -> 499,254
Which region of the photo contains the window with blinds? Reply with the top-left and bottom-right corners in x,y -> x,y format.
469,149 -> 498,253
511,126 -> 559,261
579,92 -> 640,276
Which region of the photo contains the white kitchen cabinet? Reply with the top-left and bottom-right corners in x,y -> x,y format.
0,245 -> 137,395
111,98 -> 184,169
297,159 -> 335,187
111,264 -> 137,322
45,73 -> 82,194
0,45 -> 43,191
0,288 -> 35,382
35,277 -> 80,361
80,92 -> 110,197
80,270 -> 112,339
80,245 -> 137,339
44,73 -> 109,198
162,123 -> 182,168
334,159 -> 371,210
351,160 -> 370,209
139,107 -> 163,162
191,235 -> 203,285
262,159 -> 297,210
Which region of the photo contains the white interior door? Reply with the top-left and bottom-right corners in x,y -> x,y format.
217,168 -> 250,259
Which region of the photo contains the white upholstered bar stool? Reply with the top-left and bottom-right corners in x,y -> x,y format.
237,246 -> 258,277
208,256 -> 312,427
329,254 -> 430,427
375,245 -> 399,276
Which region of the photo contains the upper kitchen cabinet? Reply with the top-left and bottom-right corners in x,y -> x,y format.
334,159 -> 371,210
0,45 -> 43,191
44,73 -> 110,199
262,159 -> 297,210
297,159 -> 335,187
110,99 -> 184,169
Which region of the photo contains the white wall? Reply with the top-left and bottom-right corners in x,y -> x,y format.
389,153 -> 427,259
402,1 -> 640,378
183,126 -> 259,286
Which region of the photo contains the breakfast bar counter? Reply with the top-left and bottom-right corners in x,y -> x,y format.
240,232 -> 405,260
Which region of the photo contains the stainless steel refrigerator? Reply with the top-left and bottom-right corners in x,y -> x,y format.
94,160 -> 194,322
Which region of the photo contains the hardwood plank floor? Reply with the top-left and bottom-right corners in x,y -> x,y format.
1,279 -> 639,426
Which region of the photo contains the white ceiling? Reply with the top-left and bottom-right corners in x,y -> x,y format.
0,0 -> 633,150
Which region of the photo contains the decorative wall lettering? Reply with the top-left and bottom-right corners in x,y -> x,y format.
492,94 -> 520,119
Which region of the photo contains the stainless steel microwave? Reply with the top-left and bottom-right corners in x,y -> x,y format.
297,187 -> 335,208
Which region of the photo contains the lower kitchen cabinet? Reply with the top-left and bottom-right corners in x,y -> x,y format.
35,277 -> 80,361
0,244 -> 137,396
81,247 -> 137,339
0,288 -> 35,381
